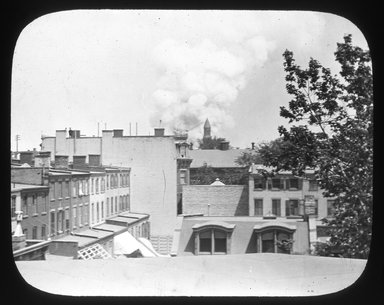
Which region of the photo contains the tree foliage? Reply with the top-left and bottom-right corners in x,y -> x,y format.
259,35 -> 373,259
198,136 -> 227,150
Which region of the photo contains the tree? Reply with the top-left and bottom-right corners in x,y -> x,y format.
258,35 -> 372,258
198,136 -> 227,150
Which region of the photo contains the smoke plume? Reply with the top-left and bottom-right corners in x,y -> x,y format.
150,34 -> 275,141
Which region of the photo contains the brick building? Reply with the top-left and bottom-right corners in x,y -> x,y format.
41,127 -> 188,254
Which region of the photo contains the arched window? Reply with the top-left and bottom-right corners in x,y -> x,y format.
192,222 -> 235,255
253,223 -> 296,254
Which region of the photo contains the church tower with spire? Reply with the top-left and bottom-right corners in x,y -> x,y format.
203,118 -> 211,140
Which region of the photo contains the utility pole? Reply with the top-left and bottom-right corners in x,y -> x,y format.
15,135 -> 20,152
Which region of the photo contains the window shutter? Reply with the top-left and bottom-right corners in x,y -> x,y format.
285,200 -> 290,216
298,178 -> 303,190
286,179 -> 290,190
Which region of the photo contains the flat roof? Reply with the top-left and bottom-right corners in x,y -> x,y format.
73,228 -> 114,240
15,253 -> 366,296
53,235 -> 98,248
92,223 -> 127,234
11,183 -> 49,192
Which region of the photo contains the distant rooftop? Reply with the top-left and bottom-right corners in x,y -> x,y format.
189,149 -> 249,168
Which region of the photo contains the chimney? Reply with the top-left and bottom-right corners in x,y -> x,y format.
89,154 -> 101,167
154,128 -> 165,137
54,155 -> 69,169
69,130 -> 80,138
113,129 -> 123,137
73,155 -> 87,168
34,151 -> 51,168
20,151 -> 34,166
251,142 -> 255,150
219,141 -> 229,151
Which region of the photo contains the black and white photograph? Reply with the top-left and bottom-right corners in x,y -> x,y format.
10,9 -> 373,297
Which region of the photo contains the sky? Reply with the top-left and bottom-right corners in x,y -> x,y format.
11,10 -> 369,151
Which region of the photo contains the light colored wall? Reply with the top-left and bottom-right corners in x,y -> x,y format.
177,217 -> 309,256
249,176 -> 331,220
41,132 -> 178,237
101,134 -> 177,236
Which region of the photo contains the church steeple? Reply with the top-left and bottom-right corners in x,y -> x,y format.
203,118 -> 211,139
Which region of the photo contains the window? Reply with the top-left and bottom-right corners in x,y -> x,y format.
41,225 -> 46,240
59,182 -> 63,198
65,209 -> 70,231
111,198 -> 114,214
286,199 -> 299,216
96,178 -> 99,193
254,199 -> 263,216
22,195 -> 28,215
127,195 -> 130,211
91,203 -> 94,224
272,199 -> 281,216
32,195 -> 37,214
254,177 -> 266,190
327,199 -> 336,217
79,205 -> 83,226
179,170 -> 187,185
119,196 -> 122,211
32,226 -> 38,239
309,179 -> 318,191
107,175 -> 109,189
42,193 -> 47,212
57,210 -> 63,233
50,182 -> 55,200
96,202 -> 100,223
65,181 -> 70,197
11,196 -> 16,218
271,178 -> 283,190
50,211 -> 55,235
73,207 -> 77,228
101,201 -> 104,219
198,229 -> 229,255
72,181 -> 77,197
84,205 -> 88,225
91,179 -> 94,194
289,178 -> 299,189
257,229 -> 293,254
23,228 -> 28,238
84,180 -> 88,195
106,198 -> 110,217
115,196 -> 118,213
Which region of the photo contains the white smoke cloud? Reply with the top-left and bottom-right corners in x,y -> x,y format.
150,28 -> 275,141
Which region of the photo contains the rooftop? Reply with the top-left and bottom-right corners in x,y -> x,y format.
15,253 -> 366,296
189,149 -> 249,168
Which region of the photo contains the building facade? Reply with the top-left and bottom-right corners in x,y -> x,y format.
41,127 -> 186,254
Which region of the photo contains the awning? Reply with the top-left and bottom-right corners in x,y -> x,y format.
113,231 -> 157,257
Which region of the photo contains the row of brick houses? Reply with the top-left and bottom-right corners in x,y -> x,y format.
11,151 -> 153,259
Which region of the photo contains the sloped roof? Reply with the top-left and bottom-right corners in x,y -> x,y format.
189,149 -> 249,168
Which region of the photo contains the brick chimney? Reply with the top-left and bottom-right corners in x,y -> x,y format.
89,154 -> 101,167
54,155 -> 69,169
154,128 -> 165,137
34,151 -> 51,168
113,129 -> 123,137
20,151 -> 34,166
73,155 -> 87,168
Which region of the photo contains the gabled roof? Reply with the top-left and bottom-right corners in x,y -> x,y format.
189,149 -> 249,168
